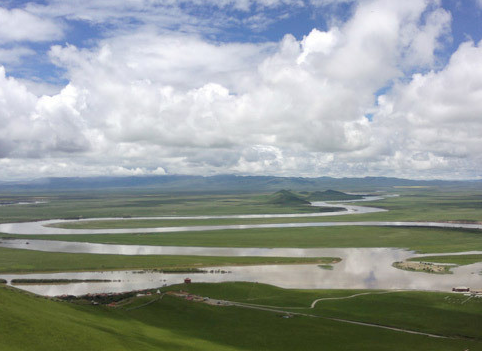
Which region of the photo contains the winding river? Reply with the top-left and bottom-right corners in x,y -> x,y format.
1,196 -> 482,235
1,196 -> 481,296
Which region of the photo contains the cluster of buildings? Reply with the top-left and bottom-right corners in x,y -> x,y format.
452,287 -> 482,296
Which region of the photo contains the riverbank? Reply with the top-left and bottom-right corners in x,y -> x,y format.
0,246 -> 338,274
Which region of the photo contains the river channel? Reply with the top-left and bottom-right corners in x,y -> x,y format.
1,196 -> 481,296
1,247 -> 481,296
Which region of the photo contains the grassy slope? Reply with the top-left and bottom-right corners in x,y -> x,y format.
265,189 -> 310,205
173,282 -> 482,340
1,191 -> 481,350
1,284 -> 480,351
0,247 -> 336,274
8,226 -> 482,253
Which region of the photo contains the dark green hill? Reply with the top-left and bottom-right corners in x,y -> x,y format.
266,190 -> 310,205
307,190 -> 365,201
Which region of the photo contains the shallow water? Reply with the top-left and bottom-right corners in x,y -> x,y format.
1,219 -> 482,236
0,197 -> 386,235
1,195 -> 481,296
0,201 -> 47,207
0,196 -> 481,235
1,247 -> 481,296
1,238 -> 481,259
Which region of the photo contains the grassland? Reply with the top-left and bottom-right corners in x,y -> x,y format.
0,190 -> 476,244
7,226 -> 482,253
1,190 -> 482,225
1,189 -> 482,350
392,261 -> 452,274
0,246 -> 336,274
408,254 -> 482,265
1,283 -> 481,351
175,282 -> 482,340
0,192 -> 322,224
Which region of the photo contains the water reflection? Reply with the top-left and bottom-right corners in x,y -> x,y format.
0,239 -> 408,257
0,197 -> 388,235
0,201 -> 47,207
2,219 -> 482,236
1,194 -> 481,296
1,195 -> 481,236
1,246 -> 481,296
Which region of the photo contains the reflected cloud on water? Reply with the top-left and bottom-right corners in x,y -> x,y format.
1,245 -> 481,296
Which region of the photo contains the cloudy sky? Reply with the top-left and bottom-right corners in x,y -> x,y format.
0,0 -> 481,180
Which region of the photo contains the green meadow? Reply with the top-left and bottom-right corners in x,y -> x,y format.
6,225 -> 482,253
0,247 -> 335,274
1,283 -> 481,351
1,189 -> 482,350
409,254 -> 482,265
1,189 -> 482,225
175,282 -> 482,340
0,192 -> 318,224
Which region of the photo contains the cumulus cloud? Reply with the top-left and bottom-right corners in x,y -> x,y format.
0,7 -> 63,43
0,68 -> 90,159
0,0 -> 480,179
370,39 -> 482,176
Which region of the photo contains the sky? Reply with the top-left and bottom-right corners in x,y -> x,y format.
0,0 -> 481,180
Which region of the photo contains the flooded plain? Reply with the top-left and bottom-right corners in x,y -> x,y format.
1,195 -> 481,296
1,247 -> 481,296
0,198 -> 388,235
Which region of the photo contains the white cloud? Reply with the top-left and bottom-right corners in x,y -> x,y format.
48,31 -> 275,92
0,46 -> 35,64
371,39 -> 482,176
0,7 -> 63,43
15,79 -> 63,97
0,0 -> 480,179
25,0 -> 304,35
0,68 -> 90,158
309,0 -> 356,6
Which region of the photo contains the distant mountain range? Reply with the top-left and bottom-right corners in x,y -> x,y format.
0,175 -> 480,193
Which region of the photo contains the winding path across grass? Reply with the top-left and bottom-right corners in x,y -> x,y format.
199,294 -> 451,339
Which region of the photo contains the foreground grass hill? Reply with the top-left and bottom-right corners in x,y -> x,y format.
1,283 -> 481,351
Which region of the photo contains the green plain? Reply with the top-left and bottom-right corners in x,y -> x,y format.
7,226 -> 482,253
409,254 -> 482,265
1,189 -> 482,350
176,282 -> 482,340
0,247 -> 336,274
1,283 -> 481,351
1,190 -> 482,224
